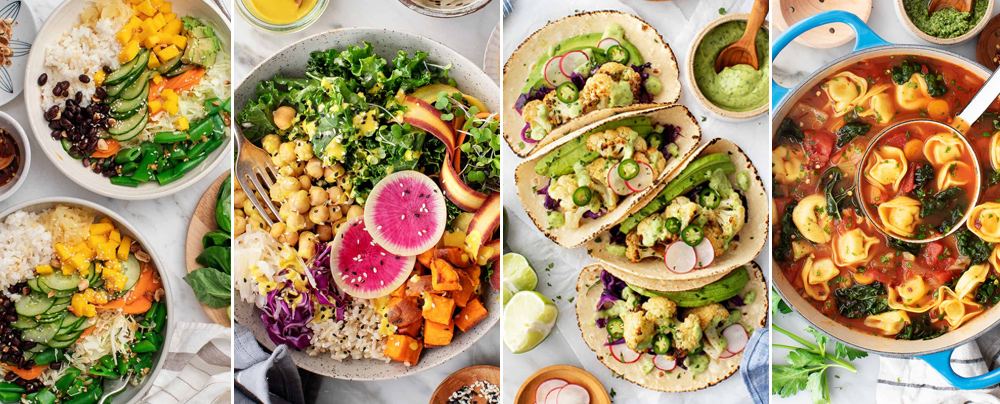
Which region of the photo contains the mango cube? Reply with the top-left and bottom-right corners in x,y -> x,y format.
147,53 -> 161,69
154,45 -> 180,61
171,35 -> 187,50
136,0 -> 156,16
176,116 -> 189,130
118,236 -> 132,261
90,223 -> 113,236
149,100 -> 163,114
35,265 -> 53,275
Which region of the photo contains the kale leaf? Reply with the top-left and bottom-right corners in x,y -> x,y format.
821,168 -> 852,220
936,204 -> 967,235
919,187 -> 964,218
774,201 -> 801,262
887,238 -> 922,255
891,61 -> 923,85
777,118 -> 805,142
977,274 -> 1000,307
891,60 -> 947,97
835,122 -> 870,147
956,229 -> 992,264
833,282 -> 890,319
896,315 -> 946,341
912,162 -> 935,191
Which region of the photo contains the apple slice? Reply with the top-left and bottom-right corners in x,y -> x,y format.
556,384 -> 591,404
544,56 -> 568,87
607,162 -> 633,196
598,37 -> 621,51
559,50 -> 589,78
723,324 -> 749,354
652,355 -> 676,371
664,242 -> 697,274
536,379 -> 569,404
608,344 -> 641,363
693,238 -> 715,269
624,161 -> 654,193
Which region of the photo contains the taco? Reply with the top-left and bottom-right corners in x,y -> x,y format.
515,105 -> 701,248
576,262 -> 767,392
587,138 -> 768,291
503,10 -> 681,157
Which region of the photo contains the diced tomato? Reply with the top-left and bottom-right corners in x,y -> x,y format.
927,269 -> 957,285
922,242 -> 944,266
866,268 -> 897,285
899,164 -> 916,193
803,130 -> 836,167
881,131 -> 909,149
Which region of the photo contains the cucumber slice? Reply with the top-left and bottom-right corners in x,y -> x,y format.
164,63 -> 194,78
119,71 -> 150,101
109,108 -> 146,137
105,49 -> 149,87
75,318 -> 93,332
11,316 -> 38,330
110,109 -> 148,142
60,314 -> 84,332
26,278 -> 41,293
15,294 -> 54,317
41,272 -> 82,292
47,334 -> 80,348
37,311 -> 65,323
21,322 -> 59,344
121,254 -> 141,292
43,303 -> 69,316
155,55 -> 182,75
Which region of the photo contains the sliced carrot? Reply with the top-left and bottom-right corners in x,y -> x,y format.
127,269 -> 159,304
90,139 -> 120,159
148,79 -> 168,103
96,298 -> 126,310
4,365 -> 46,380
122,296 -> 152,314
475,112 -> 494,119
148,68 -> 206,103
453,128 -> 467,172
77,326 -> 95,342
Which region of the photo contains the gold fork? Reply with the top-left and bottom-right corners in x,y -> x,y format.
235,127 -> 281,226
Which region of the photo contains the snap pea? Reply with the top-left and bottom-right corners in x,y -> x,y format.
186,141 -> 209,158
153,131 -> 189,144
110,176 -> 139,187
204,98 -> 222,113
133,339 -> 157,353
90,366 -> 118,379
0,383 -> 24,393
156,151 -> 211,185
210,115 -> 226,136
114,147 -> 141,163
30,390 -> 55,404
168,145 -> 188,161
54,368 -> 81,392
117,355 -> 128,376
187,118 -> 214,142
32,348 -> 58,366
118,162 -> 138,175
62,385 -> 101,404
131,143 -> 163,182
99,355 -> 114,369
0,391 -> 19,403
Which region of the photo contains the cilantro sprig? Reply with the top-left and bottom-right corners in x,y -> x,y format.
772,324 -> 867,404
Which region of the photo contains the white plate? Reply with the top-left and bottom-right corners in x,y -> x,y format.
22,0 -> 231,200
484,19 -> 501,87
0,0 -> 36,107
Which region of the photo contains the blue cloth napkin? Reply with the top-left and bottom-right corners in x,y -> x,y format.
741,328 -> 770,404
503,0 -> 513,17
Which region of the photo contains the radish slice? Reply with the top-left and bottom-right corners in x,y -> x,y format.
693,238 -> 715,269
652,355 -> 676,371
544,56 -> 567,87
624,161 -> 654,193
598,37 -> 621,51
536,379 -> 568,404
664,242 -> 697,274
723,324 -> 749,354
556,384 -> 591,404
607,163 -> 633,196
544,387 -> 563,404
559,51 -> 589,78
719,349 -> 736,359
608,344 -> 641,363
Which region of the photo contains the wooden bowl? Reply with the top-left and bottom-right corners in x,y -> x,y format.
514,365 -> 611,404
774,0 -> 873,48
686,13 -> 769,120
976,13 -> 1000,69
184,171 -> 231,327
429,365 -> 500,404
894,0 -> 995,45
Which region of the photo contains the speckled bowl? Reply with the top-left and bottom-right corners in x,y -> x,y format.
894,0 -> 995,45
686,13 -> 770,121
233,28 -> 501,380
0,110 -> 30,203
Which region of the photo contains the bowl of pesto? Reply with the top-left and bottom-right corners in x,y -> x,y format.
896,0 -> 995,45
686,13 -> 769,120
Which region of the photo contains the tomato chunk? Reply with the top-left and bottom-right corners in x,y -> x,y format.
804,130 -> 836,167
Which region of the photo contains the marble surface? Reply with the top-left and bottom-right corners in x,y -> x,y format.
231,1 -> 502,403
770,2 -> 1000,404
501,1 -> 770,403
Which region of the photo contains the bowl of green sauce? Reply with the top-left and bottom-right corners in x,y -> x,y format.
895,0 -> 995,45
687,13 -> 769,120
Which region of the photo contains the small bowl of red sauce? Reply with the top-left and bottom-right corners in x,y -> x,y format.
0,111 -> 29,203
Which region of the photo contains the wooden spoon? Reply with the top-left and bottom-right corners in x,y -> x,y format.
929,0 -> 972,13
715,0 -> 769,73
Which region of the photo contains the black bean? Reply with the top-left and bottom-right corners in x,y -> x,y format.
95,87 -> 106,99
102,65 -> 112,74
78,74 -> 90,83
3,372 -> 13,381
44,105 -> 59,121
36,73 -> 47,86
48,362 -> 60,370
74,91 -> 83,104
48,121 -> 61,130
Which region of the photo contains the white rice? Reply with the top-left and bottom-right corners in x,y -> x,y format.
0,211 -> 53,290
306,299 -> 389,363
40,17 -> 123,110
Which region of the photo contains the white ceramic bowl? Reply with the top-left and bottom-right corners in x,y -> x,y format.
0,110 -> 29,203
234,28 -> 501,380
0,197 -> 174,404
0,0 -> 38,107
22,0 -> 231,200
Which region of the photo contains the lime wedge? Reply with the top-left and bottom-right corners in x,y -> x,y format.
504,291 -> 558,354
502,253 -> 537,305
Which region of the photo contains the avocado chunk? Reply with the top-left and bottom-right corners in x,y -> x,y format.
182,17 -> 222,67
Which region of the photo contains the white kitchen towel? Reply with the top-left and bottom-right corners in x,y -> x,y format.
877,326 -> 1000,404
142,322 -> 232,404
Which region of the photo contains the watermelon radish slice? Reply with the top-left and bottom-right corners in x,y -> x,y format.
607,162 -> 633,196
535,379 -> 568,404
624,161 -> 654,193
363,171 -> 447,256
723,324 -> 749,354
556,384 -> 590,404
653,355 -> 676,371
719,349 -> 736,359
693,238 -> 715,269
598,38 -> 621,51
544,56 -> 568,87
664,242 -> 697,274
608,344 -> 641,363
559,51 -> 589,78
329,217 -> 415,299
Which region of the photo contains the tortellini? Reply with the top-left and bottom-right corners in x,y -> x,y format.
773,146 -> 808,185
856,87 -> 895,125
865,146 -> 909,192
936,161 -> 974,191
992,132 -> 1000,171
878,196 -> 922,237
800,256 -> 840,301
923,132 -> 966,167
991,246 -> 1000,274
864,310 -> 911,336
967,202 -> 1000,243
895,73 -> 933,111
793,195 -> 833,244
936,287 -> 983,330
831,228 -> 880,267
955,263 -> 990,300
824,72 -> 867,116
887,275 -> 940,313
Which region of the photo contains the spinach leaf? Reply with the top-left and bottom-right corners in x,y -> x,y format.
774,201 -> 802,262
987,169 -> 1000,187
820,168 -> 853,220
196,246 -> 231,274
833,282 -> 890,319
202,231 -> 231,248
216,176 -> 231,234
956,229 -> 992,264
835,122 -> 870,147
924,73 -> 948,97
919,187 -> 963,218
183,268 -> 231,309
777,118 -> 805,142
977,274 -> 1000,306
912,162 -> 935,191
887,238 -> 922,255
896,315 -> 946,341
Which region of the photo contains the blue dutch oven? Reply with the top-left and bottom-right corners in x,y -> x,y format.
772,10 -> 1000,390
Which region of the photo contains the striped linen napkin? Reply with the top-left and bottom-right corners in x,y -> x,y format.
876,327 -> 1000,403
741,328 -> 769,404
502,0 -> 513,17
142,322 -> 232,404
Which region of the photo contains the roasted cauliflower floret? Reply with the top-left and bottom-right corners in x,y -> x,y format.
547,174 -> 580,211
662,196 -> 701,230
642,297 -> 678,326
588,158 -> 613,186
673,314 -> 703,352
634,148 -> 667,174
579,63 -> 642,111
625,232 -> 659,263
595,62 -> 642,85
700,192 -> 746,254
622,310 -> 656,351
586,126 -> 643,159
636,215 -> 667,247
685,303 -> 730,330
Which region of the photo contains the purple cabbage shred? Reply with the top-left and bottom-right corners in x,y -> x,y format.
583,209 -> 606,219
514,85 -> 553,113
600,270 -> 627,299
603,338 -> 625,347
631,63 -> 654,103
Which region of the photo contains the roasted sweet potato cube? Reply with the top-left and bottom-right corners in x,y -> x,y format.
422,293 -> 456,324
423,319 -> 454,347
435,247 -> 471,268
384,335 -> 422,365
404,275 -> 434,297
385,297 -> 422,327
396,320 -> 422,338
466,265 -> 482,292
454,298 -> 488,332
390,282 -> 407,298
431,259 -> 462,291
453,270 -> 475,308
417,248 -> 435,268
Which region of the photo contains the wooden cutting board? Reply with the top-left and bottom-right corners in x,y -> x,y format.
184,171 -> 231,327
430,365 -> 500,404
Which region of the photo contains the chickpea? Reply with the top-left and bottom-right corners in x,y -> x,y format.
278,142 -> 296,164
298,175 -> 311,190
308,187 -> 328,206
289,161 -> 304,177
305,158 -> 323,179
316,224 -> 333,242
329,205 -> 344,222
294,140 -> 314,161
234,216 -> 247,237
324,163 -> 345,183
278,164 -> 295,178
234,189 -> 248,207
273,106 -> 297,130
288,190 -> 310,213
286,213 -> 307,232
270,222 -> 287,239
279,202 -> 292,221
279,231 -> 299,246
333,218 -> 348,233
298,232 -> 317,259
328,186 -> 345,204
241,199 -> 256,216
309,205 -> 330,224
269,186 -> 284,203
262,135 -> 281,155
248,216 -> 265,231
346,205 -> 364,220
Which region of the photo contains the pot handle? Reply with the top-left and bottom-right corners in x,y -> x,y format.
771,10 -> 889,109
921,349 -> 1000,390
